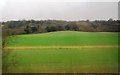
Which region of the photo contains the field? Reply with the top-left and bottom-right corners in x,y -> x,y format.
3,31 -> 119,73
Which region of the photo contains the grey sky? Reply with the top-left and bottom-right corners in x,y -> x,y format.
1,1 -> 118,21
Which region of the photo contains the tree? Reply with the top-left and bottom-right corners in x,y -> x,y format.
31,26 -> 38,33
108,18 -> 113,22
24,25 -> 32,34
65,22 -> 80,31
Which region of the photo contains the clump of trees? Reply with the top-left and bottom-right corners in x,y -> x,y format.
2,19 -> 120,36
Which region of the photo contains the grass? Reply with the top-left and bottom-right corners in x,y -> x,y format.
7,31 -> 119,46
3,31 -> 119,73
4,48 -> 118,73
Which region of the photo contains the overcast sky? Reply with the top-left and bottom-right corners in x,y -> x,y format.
0,0 -> 119,21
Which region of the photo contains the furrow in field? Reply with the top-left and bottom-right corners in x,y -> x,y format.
4,46 -> 120,50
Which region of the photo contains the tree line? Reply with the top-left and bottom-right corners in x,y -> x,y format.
1,19 -> 120,36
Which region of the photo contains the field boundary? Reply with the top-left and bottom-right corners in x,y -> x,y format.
4,46 -> 120,50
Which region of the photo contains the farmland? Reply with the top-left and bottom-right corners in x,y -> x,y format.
3,31 -> 119,73
7,31 -> 118,46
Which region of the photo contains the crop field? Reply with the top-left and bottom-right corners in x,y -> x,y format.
3,31 -> 119,73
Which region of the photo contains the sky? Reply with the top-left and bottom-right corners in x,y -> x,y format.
0,0 -> 119,21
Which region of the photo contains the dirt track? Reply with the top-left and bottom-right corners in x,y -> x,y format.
4,46 -> 120,50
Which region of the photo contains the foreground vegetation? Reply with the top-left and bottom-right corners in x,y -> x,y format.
4,48 -> 118,73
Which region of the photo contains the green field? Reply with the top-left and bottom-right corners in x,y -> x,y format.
7,31 -> 118,46
3,31 -> 119,73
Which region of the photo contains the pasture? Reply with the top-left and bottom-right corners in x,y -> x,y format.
3,31 -> 119,73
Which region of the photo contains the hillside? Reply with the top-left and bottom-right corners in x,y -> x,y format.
7,31 -> 119,47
